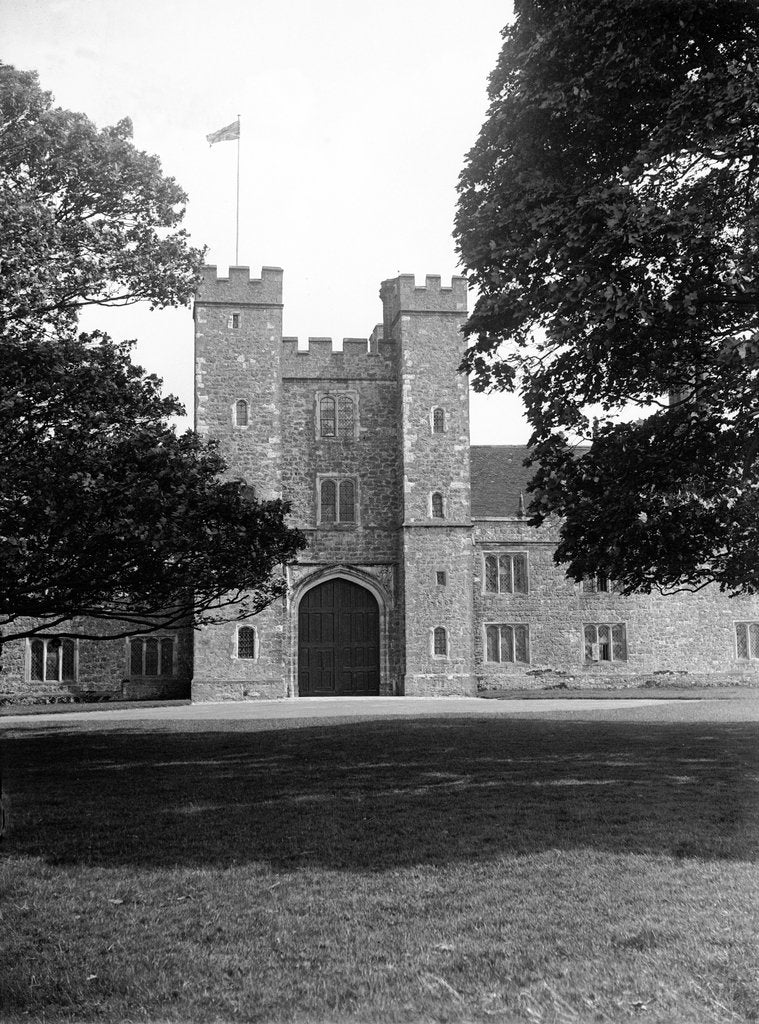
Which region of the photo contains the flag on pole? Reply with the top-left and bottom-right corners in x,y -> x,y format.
206,119 -> 240,145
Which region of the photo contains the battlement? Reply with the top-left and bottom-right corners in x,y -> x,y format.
281,335 -> 396,379
379,274 -> 468,331
195,265 -> 283,306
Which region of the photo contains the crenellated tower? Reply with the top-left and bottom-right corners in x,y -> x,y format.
192,265 -> 286,700
380,274 -> 475,695
194,265 -> 284,499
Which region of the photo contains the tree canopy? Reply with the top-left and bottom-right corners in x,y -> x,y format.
455,0 -> 759,595
0,64 -> 304,642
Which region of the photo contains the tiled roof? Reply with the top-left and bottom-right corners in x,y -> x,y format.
469,445 -> 534,518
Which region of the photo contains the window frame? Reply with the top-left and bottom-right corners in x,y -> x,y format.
233,398 -> 250,428
127,634 -> 177,678
317,474 -> 359,526
581,574 -> 614,594
583,623 -> 628,664
235,624 -> 259,661
227,311 -> 241,329
431,626 -> 449,659
482,551 -> 529,595
315,390 -> 359,441
431,407 -> 446,434
27,636 -> 79,683
483,623 -> 530,665
735,622 -> 759,660
430,491 -> 446,519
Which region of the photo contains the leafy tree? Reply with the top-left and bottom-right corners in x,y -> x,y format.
0,64 -> 304,642
455,0 -> 759,595
0,62 -> 201,342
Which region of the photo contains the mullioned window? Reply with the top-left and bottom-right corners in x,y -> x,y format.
483,553 -> 528,594
583,623 -> 627,663
318,477 -> 357,525
485,624 -> 529,664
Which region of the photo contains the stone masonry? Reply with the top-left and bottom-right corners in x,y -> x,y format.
5,263 -> 759,704
190,265 -> 759,700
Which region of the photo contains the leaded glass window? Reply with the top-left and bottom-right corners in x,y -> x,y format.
28,637 -> 77,682
582,574 -> 612,594
320,397 -> 336,437
483,553 -> 528,594
160,637 -> 174,675
433,627 -> 448,657
30,639 -> 45,681
235,399 -> 249,427
144,638 -> 159,676
61,639 -> 76,680
337,396 -> 355,437
432,408 -> 445,433
319,477 -> 357,524
736,623 -> 759,660
129,636 -> 176,676
431,492 -> 444,518
320,479 -> 337,523
237,626 -> 257,659
485,624 -> 530,664
339,479 -> 356,522
584,623 -> 627,662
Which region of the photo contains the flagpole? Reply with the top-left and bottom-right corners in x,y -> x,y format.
235,114 -> 241,264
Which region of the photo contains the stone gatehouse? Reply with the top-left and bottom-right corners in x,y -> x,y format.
4,264 -> 759,703
190,264 -> 759,700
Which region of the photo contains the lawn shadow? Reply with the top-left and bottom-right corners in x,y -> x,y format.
3,715 -> 758,869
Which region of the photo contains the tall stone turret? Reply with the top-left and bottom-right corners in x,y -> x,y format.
380,274 -> 475,695
194,265 -> 284,499
192,265 -> 286,700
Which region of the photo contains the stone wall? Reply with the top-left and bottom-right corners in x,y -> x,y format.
473,519 -> 759,690
383,274 -> 476,695
1,618 -> 192,703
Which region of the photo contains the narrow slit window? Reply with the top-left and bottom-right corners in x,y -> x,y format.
433,627 -> 448,657
227,312 -> 241,329
432,407 -> 445,433
431,492 -> 444,518
235,399 -> 249,427
436,571 -> 447,586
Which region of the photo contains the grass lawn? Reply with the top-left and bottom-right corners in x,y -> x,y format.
1,709 -> 759,1023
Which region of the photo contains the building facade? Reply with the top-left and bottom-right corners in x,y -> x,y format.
3,263 -> 759,704
191,264 -> 759,700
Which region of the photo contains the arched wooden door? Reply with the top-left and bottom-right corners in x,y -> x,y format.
298,579 -> 380,696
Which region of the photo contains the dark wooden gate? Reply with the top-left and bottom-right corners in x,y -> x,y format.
298,579 -> 380,696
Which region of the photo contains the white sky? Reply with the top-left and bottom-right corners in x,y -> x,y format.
1,0 -> 528,443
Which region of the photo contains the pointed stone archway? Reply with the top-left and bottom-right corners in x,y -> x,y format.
297,578 -> 380,696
